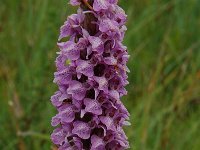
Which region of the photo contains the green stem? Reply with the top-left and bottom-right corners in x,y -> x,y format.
81,0 -> 93,11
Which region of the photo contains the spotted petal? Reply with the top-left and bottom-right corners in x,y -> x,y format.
67,81 -> 86,100
114,5 -> 127,24
76,60 -> 94,77
51,128 -> 65,145
51,114 -> 61,127
115,128 -> 130,148
59,21 -> 71,40
58,41 -> 80,60
51,91 -> 63,107
76,38 -> 88,50
93,76 -> 108,92
72,121 -> 91,139
60,105 -> 75,123
104,56 -> 117,65
54,68 -> 72,85
100,116 -> 116,131
84,98 -> 102,115
93,0 -> 109,11
89,36 -> 102,49
91,135 -> 105,150
99,19 -> 119,33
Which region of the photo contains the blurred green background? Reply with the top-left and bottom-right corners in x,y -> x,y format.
0,0 -> 200,149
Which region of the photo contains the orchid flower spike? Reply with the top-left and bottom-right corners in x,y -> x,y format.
51,0 -> 130,149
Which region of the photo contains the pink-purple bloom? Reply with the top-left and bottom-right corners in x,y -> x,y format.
51,0 -> 130,149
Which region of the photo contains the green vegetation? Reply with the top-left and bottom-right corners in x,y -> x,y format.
0,0 -> 200,149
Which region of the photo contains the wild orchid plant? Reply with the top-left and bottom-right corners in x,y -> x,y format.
51,0 -> 130,149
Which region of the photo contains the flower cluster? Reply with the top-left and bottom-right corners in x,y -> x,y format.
51,0 -> 130,149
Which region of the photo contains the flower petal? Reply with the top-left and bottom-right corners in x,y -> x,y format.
59,22 -> 71,40
100,116 -> 116,131
51,114 -> 61,127
84,98 -> 102,115
91,135 -> 105,150
76,60 -> 94,77
58,41 -> 80,60
51,91 -> 62,107
108,90 -> 120,100
88,36 -> 103,51
54,68 -> 72,85
67,81 -> 86,100
60,105 -> 75,123
72,121 -> 91,139
51,128 -> 65,145
99,18 -> 118,33
93,76 -> 108,92
93,0 -> 109,11
69,0 -> 80,6
104,56 -> 117,65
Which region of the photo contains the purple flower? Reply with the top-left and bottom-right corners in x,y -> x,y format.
67,80 -> 86,100
93,0 -> 109,12
57,41 -> 80,61
51,0 -> 130,149
91,135 -> 105,150
84,98 -> 102,115
76,60 -> 94,77
72,121 -> 91,139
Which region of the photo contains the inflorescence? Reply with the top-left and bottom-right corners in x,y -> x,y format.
51,0 -> 130,149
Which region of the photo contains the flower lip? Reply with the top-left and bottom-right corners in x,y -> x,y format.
84,98 -> 102,115
93,0 -> 109,12
67,80 -> 86,100
72,121 -> 91,139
